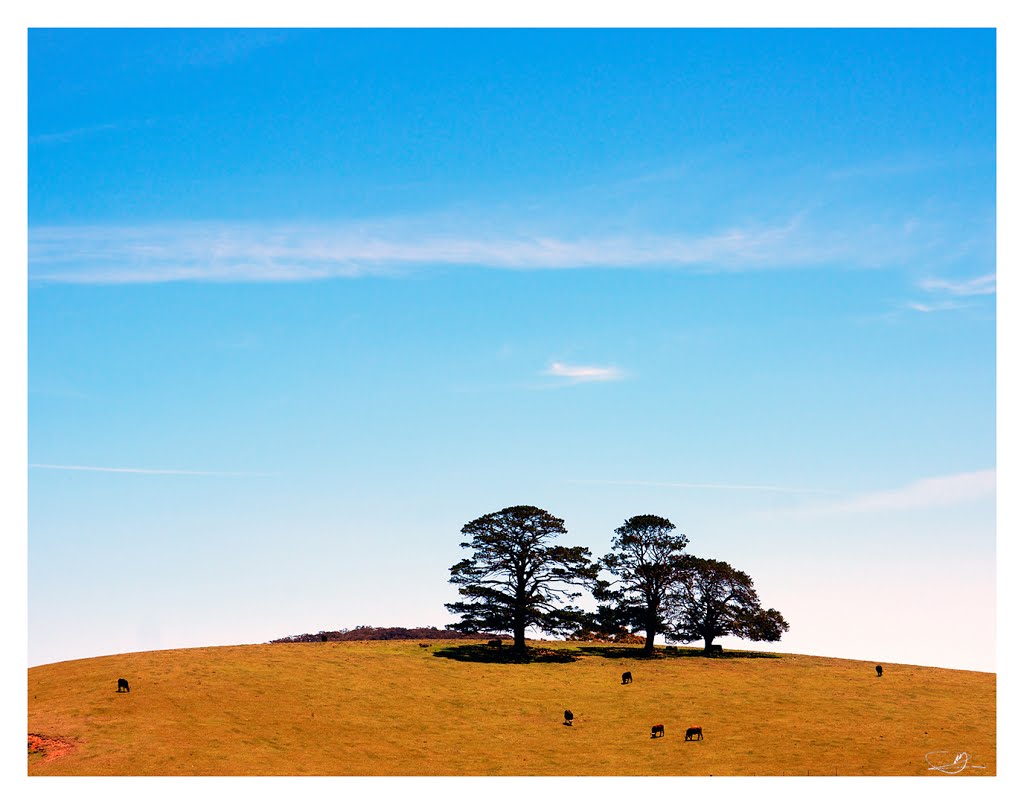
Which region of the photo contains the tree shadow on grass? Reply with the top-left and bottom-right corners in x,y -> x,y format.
434,644 -> 781,664
434,644 -> 579,664
576,645 -> 782,661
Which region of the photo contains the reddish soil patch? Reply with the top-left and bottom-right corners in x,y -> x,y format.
28,733 -> 76,762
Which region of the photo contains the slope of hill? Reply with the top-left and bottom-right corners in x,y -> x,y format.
27,639 -> 995,776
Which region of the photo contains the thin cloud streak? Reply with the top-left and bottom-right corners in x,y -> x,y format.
572,479 -> 838,494
906,300 -> 968,313
29,122 -> 120,146
545,362 -> 624,383
29,463 -> 274,477
766,469 -> 995,517
826,153 -> 955,181
171,30 -> 291,68
28,216 -> 881,284
918,273 -> 996,296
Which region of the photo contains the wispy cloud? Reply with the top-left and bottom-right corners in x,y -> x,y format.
598,471 -> 996,514
173,30 -> 291,68
29,118 -> 160,147
27,215 -> 891,285
918,273 -> 996,297
770,469 -> 995,517
825,148 -> 991,182
544,362 -> 624,384
827,155 -> 949,181
905,272 -> 995,313
29,122 -> 120,146
905,300 -> 967,313
140,29 -> 292,71
572,479 -> 837,494
29,463 -> 273,477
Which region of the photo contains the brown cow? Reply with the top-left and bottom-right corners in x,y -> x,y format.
651,724 -> 664,738
685,726 -> 703,741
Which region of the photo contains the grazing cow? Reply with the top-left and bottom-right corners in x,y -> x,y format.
564,709 -> 574,726
487,639 -> 502,648
876,664 -> 883,677
117,678 -> 130,693
651,724 -> 664,738
685,726 -> 703,741
621,671 -> 633,685
419,643 -> 431,648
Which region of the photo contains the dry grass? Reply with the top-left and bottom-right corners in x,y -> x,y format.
27,640 -> 995,776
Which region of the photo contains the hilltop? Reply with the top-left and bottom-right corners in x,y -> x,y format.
27,638 -> 995,776
269,625 -> 506,643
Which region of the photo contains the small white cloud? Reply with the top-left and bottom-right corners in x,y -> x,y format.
544,362 -> 624,383
918,273 -> 996,297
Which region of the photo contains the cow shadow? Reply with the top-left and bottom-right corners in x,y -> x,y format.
434,645 -> 579,664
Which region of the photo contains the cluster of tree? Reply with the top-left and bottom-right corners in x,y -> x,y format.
271,626 -> 499,643
446,505 -> 789,657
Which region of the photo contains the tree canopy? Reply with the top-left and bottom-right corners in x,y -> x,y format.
445,505 -> 598,653
595,514 -> 690,655
666,557 -> 789,654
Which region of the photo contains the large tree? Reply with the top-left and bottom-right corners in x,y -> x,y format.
445,505 -> 598,654
595,514 -> 690,656
666,557 -> 789,655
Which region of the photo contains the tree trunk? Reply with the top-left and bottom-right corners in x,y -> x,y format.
513,568 -> 527,654
513,604 -> 527,654
703,634 -> 715,655
643,614 -> 657,656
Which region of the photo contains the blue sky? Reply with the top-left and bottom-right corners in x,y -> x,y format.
23,28 -> 997,671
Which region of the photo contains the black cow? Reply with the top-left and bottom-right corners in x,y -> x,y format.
685,726 -> 703,741
564,709 -> 574,726
876,664 -> 883,677
621,671 -> 633,685
651,724 -> 664,738
487,639 -> 502,648
117,678 -> 130,693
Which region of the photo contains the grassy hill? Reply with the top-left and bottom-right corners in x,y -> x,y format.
27,639 -> 996,776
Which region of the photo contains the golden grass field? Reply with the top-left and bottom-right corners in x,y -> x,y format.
27,639 -> 995,776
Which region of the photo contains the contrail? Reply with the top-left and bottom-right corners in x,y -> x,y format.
29,463 -> 273,477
